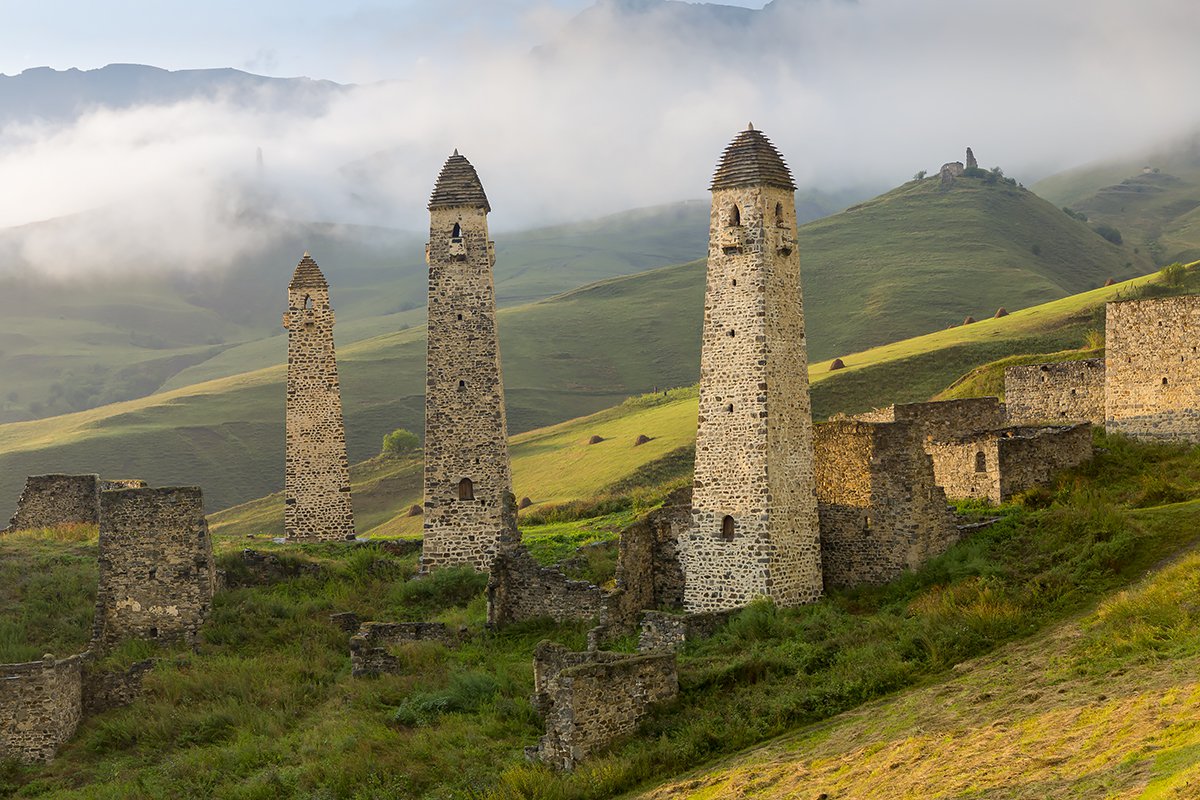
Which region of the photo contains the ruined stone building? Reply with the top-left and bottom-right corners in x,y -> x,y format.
1106,295 -> 1200,442
283,253 -> 356,541
3,475 -> 146,533
1005,359 -> 1106,426
855,397 -> 1006,441
926,424 -> 1093,504
421,151 -> 514,573
680,125 -> 822,612
92,487 -> 216,649
0,653 -> 85,763
813,420 -> 959,587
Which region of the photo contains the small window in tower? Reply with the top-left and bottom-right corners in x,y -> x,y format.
731,278 -> 737,287
458,478 -> 474,501
975,451 -> 987,473
304,295 -> 313,310
148,627 -> 158,639
864,514 -> 871,530
451,222 -> 462,238
729,205 -> 741,227
457,313 -> 463,321
726,403 -> 734,413
727,329 -> 736,337
775,202 -> 784,227
721,515 -> 735,540
1163,377 -> 1169,385
458,380 -> 466,389
148,567 -> 157,580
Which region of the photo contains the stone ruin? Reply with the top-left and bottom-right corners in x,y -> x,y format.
0,653 -> 85,764
93,486 -> 216,648
349,622 -> 466,677
283,253 -> 356,541
1005,359 -> 1106,426
421,150 -> 514,574
939,161 -> 965,187
3,474 -> 147,533
528,641 -> 677,771
966,147 -> 978,170
814,420 -> 959,587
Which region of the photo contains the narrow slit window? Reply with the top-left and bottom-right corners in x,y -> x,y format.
451,222 -> 462,238
721,515 -> 735,540
975,451 -> 987,473
729,205 -> 741,227
775,202 -> 784,227
304,295 -> 313,310
458,478 -> 474,501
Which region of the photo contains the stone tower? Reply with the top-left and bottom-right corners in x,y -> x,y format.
282,253 -> 355,541
421,151 -> 514,573
681,125 -> 822,611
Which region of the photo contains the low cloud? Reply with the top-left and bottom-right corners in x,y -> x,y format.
1,0 -> 1198,276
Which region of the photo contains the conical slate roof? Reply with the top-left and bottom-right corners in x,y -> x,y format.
710,124 -> 796,191
289,251 -> 328,290
428,150 -> 491,212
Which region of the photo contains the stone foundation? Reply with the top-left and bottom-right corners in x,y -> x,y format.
530,641 -> 677,770
638,610 -> 734,653
349,622 -> 465,677
487,545 -> 609,628
0,654 -> 85,763
1005,359 -> 1105,426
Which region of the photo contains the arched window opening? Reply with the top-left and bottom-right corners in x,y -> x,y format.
458,478 -> 475,501
727,329 -> 736,337
775,202 -> 784,227
974,451 -> 987,473
458,380 -> 466,389
451,222 -> 462,238
729,205 -> 741,227
1163,377 -> 1169,385
726,403 -> 734,413
721,515 -> 735,540
456,313 -> 463,321
304,295 -> 313,310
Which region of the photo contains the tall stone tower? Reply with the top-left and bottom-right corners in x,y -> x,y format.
421,151 -> 513,573
282,252 -> 355,541
681,125 -> 822,611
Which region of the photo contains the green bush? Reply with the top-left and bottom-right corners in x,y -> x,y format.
381,427 -> 420,458
1094,223 -> 1123,244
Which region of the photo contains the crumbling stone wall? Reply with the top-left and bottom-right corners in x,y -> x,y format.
813,420 -> 959,587
422,152 -> 513,573
93,487 -> 216,649
683,126 -> 822,612
4,474 -> 99,532
99,479 -> 147,492
1106,296 -> 1200,442
349,622 -> 464,676
282,253 -> 356,541
611,488 -> 689,617
0,653 -> 84,763
638,610 -> 733,653
855,398 -> 1006,442
83,659 -> 155,715
1005,359 -> 1105,426
487,545 -> 609,628
928,425 -> 1093,504
530,641 -> 677,771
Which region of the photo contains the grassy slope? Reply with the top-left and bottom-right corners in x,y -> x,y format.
9,436 -> 1200,798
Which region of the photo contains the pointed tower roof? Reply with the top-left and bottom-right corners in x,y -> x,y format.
289,251 -> 328,290
710,124 -> 796,191
428,151 -> 491,212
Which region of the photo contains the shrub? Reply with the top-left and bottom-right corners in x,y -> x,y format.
1159,261 -> 1188,288
1094,224 -> 1123,245
381,428 -> 420,458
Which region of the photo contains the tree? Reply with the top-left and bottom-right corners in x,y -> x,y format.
382,427 -> 420,458
1093,224 -> 1123,245
913,170 -> 927,180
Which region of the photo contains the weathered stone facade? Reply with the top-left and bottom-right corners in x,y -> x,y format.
0,654 -> 85,763
682,125 -> 822,612
93,487 -> 216,649
813,420 -> 959,588
82,659 -> 155,715
927,424 -> 1093,504
855,398 -> 1006,443
1106,296 -> 1200,442
283,253 -> 355,541
611,488 -> 689,615
1005,359 -> 1106,426
637,609 -> 734,654
349,622 -> 464,676
530,641 -> 677,771
421,152 -> 513,573
488,544 -> 609,628
4,474 -> 100,532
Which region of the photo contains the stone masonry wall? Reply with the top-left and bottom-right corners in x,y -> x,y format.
683,179 -> 821,612
1106,296 -> 1200,442
855,397 -> 1006,442
283,254 -> 356,541
83,659 -> 155,715
0,653 -> 85,763
611,488 -> 689,618
928,425 -> 1093,504
531,641 -> 677,771
422,193 -> 513,573
349,622 -> 464,676
637,610 -> 734,653
1005,359 -> 1105,426
487,544 -> 609,628
814,420 -> 959,587
4,474 -> 100,532
93,487 -> 216,649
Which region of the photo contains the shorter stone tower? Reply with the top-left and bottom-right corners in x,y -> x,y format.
92,487 -> 216,648
283,253 -> 355,541
680,125 -> 822,612
421,151 -> 514,573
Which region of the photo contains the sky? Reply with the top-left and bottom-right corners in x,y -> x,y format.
0,0 -> 768,82
1,0 -> 1198,276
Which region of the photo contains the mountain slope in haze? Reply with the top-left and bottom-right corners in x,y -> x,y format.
1033,131 -> 1200,265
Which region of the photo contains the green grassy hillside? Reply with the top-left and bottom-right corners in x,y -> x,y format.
8,434 -> 1200,798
